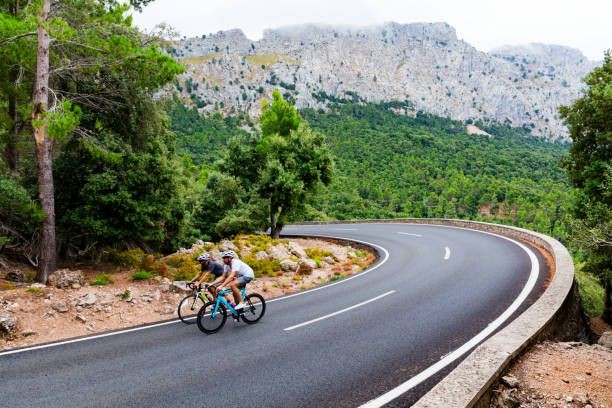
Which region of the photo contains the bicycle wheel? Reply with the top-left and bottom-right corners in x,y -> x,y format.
177,294 -> 206,324
197,301 -> 227,334
240,293 -> 266,324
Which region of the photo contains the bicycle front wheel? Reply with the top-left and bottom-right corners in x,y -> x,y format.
197,301 -> 227,334
177,294 -> 206,324
240,293 -> 266,324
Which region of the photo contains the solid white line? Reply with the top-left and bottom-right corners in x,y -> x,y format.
397,232 -> 422,237
0,235 -> 390,357
359,231 -> 539,408
283,290 -> 395,331
331,228 -> 358,231
444,246 -> 451,260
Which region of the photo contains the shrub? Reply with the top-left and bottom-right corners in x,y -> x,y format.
575,263 -> 605,317
90,273 -> 114,286
305,247 -> 334,267
156,263 -> 172,279
242,254 -> 281,277
328,273 -> 347,282
132,270 -> 154,281
27,286 -> 44,295
172,263 -> 199,281
109,248 -> 145,268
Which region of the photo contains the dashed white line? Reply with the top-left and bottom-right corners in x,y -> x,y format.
283,290 -> 395,331
397,232 -> 422,237
444,246 -> 451,260
0,235 -> 390,357
358,231 -> 539,408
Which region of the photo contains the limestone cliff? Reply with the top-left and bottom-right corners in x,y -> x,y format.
172,22 -> 597,142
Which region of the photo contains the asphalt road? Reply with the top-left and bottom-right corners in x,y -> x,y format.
0,223 -> 549,407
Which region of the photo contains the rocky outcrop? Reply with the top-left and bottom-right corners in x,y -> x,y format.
172,22 -> 598,142
48,269 -> 85,288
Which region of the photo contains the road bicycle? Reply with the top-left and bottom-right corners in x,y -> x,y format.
196,286 -> 266,334
177,283 -> 214,324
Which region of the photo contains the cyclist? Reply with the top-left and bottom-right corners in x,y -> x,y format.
217,250 -> 254,310
189,253 -> 226,298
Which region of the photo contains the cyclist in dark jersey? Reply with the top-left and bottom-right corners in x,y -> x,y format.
189,253 -> 227,297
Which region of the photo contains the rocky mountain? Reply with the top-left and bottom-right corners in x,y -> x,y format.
171,22 -> 597,142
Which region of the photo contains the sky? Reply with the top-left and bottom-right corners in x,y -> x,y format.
131,0 -> 611,61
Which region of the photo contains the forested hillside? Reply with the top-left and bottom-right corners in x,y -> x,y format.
169,102 -> 572,242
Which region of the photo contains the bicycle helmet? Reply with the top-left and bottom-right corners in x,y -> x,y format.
196,253 -> 210,262
220,250 -> 236,258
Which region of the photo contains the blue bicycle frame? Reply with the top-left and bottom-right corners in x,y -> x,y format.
211,287 -> 248,318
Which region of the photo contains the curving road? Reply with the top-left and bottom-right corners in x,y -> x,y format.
0,223 -> 549,407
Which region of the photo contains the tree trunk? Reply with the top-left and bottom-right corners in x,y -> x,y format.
604,277 -> 612,325
33,0 -> 55,283
269,202 -> 283,239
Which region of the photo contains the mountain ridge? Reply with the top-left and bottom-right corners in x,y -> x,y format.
171,22 -> 597,142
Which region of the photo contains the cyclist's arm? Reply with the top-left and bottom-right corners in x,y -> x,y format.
195,271 -> 210,286
188,270 -> 204,284
218,271 -> 236,288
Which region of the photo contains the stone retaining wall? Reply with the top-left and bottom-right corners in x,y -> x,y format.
294,218 -> 578,407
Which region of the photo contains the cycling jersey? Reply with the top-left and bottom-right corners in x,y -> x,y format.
224,258 -> 254,279
202,261 -> 225,278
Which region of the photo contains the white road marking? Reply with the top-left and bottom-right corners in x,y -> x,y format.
444,246 -> 451,260
397,232 -> 422,237
358,229 -> 540,408
331,228 -> 358,231
283,290 -> 395,331
0,235 -> 390,357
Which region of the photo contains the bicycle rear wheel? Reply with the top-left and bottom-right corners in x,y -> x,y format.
197,301 -> 227,334
177,294 -> 206,324
240,293 -> 266,324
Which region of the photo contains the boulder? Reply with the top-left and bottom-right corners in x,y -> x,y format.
598,331 -> 612,349
48,269 -> 85,288
501,375 -> 519,389
77,293 -> 97,307
155,305 -> 175,315
288,242 -> 308,259
21,328 -> 36,337
170,281 -> 191,294
280,259 -> 298,272
5,269 -> 25,282
268,244 -> 291,260
0,312 -> 18,336
220,239 -> 237,251
255,251 -> 268,260
52,302 -> 70,313
297,260 -> 314,275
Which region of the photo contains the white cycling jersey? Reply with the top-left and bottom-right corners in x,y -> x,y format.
224,258 -> 254,279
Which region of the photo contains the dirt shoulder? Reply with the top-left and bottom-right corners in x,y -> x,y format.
491,325 -> 612,408
0,237 -> 375,351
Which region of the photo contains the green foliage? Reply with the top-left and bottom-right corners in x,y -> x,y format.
26,286 -> 44,295
305,247 -> 333,267
260,89 -> 302,137
107,248 -> 145,268
242,254 -> 281,277
90,273 -> 114,286
0,177 -> 43,247
575,263 -> 605,317
560,51 -> 612,321
132,270 -> 154,281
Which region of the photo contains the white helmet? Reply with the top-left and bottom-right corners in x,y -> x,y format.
196,253 -> 210,262
220,250 -> 236,258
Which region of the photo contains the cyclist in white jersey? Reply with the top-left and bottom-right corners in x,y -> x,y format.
218,250 -> 254,309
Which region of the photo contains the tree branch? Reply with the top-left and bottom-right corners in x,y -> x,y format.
0,31 -> 37,47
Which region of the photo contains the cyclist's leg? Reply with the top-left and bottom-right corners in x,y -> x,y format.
229,277 -> 243,305
232,276 -> 253,306
209,276 -> 224,298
